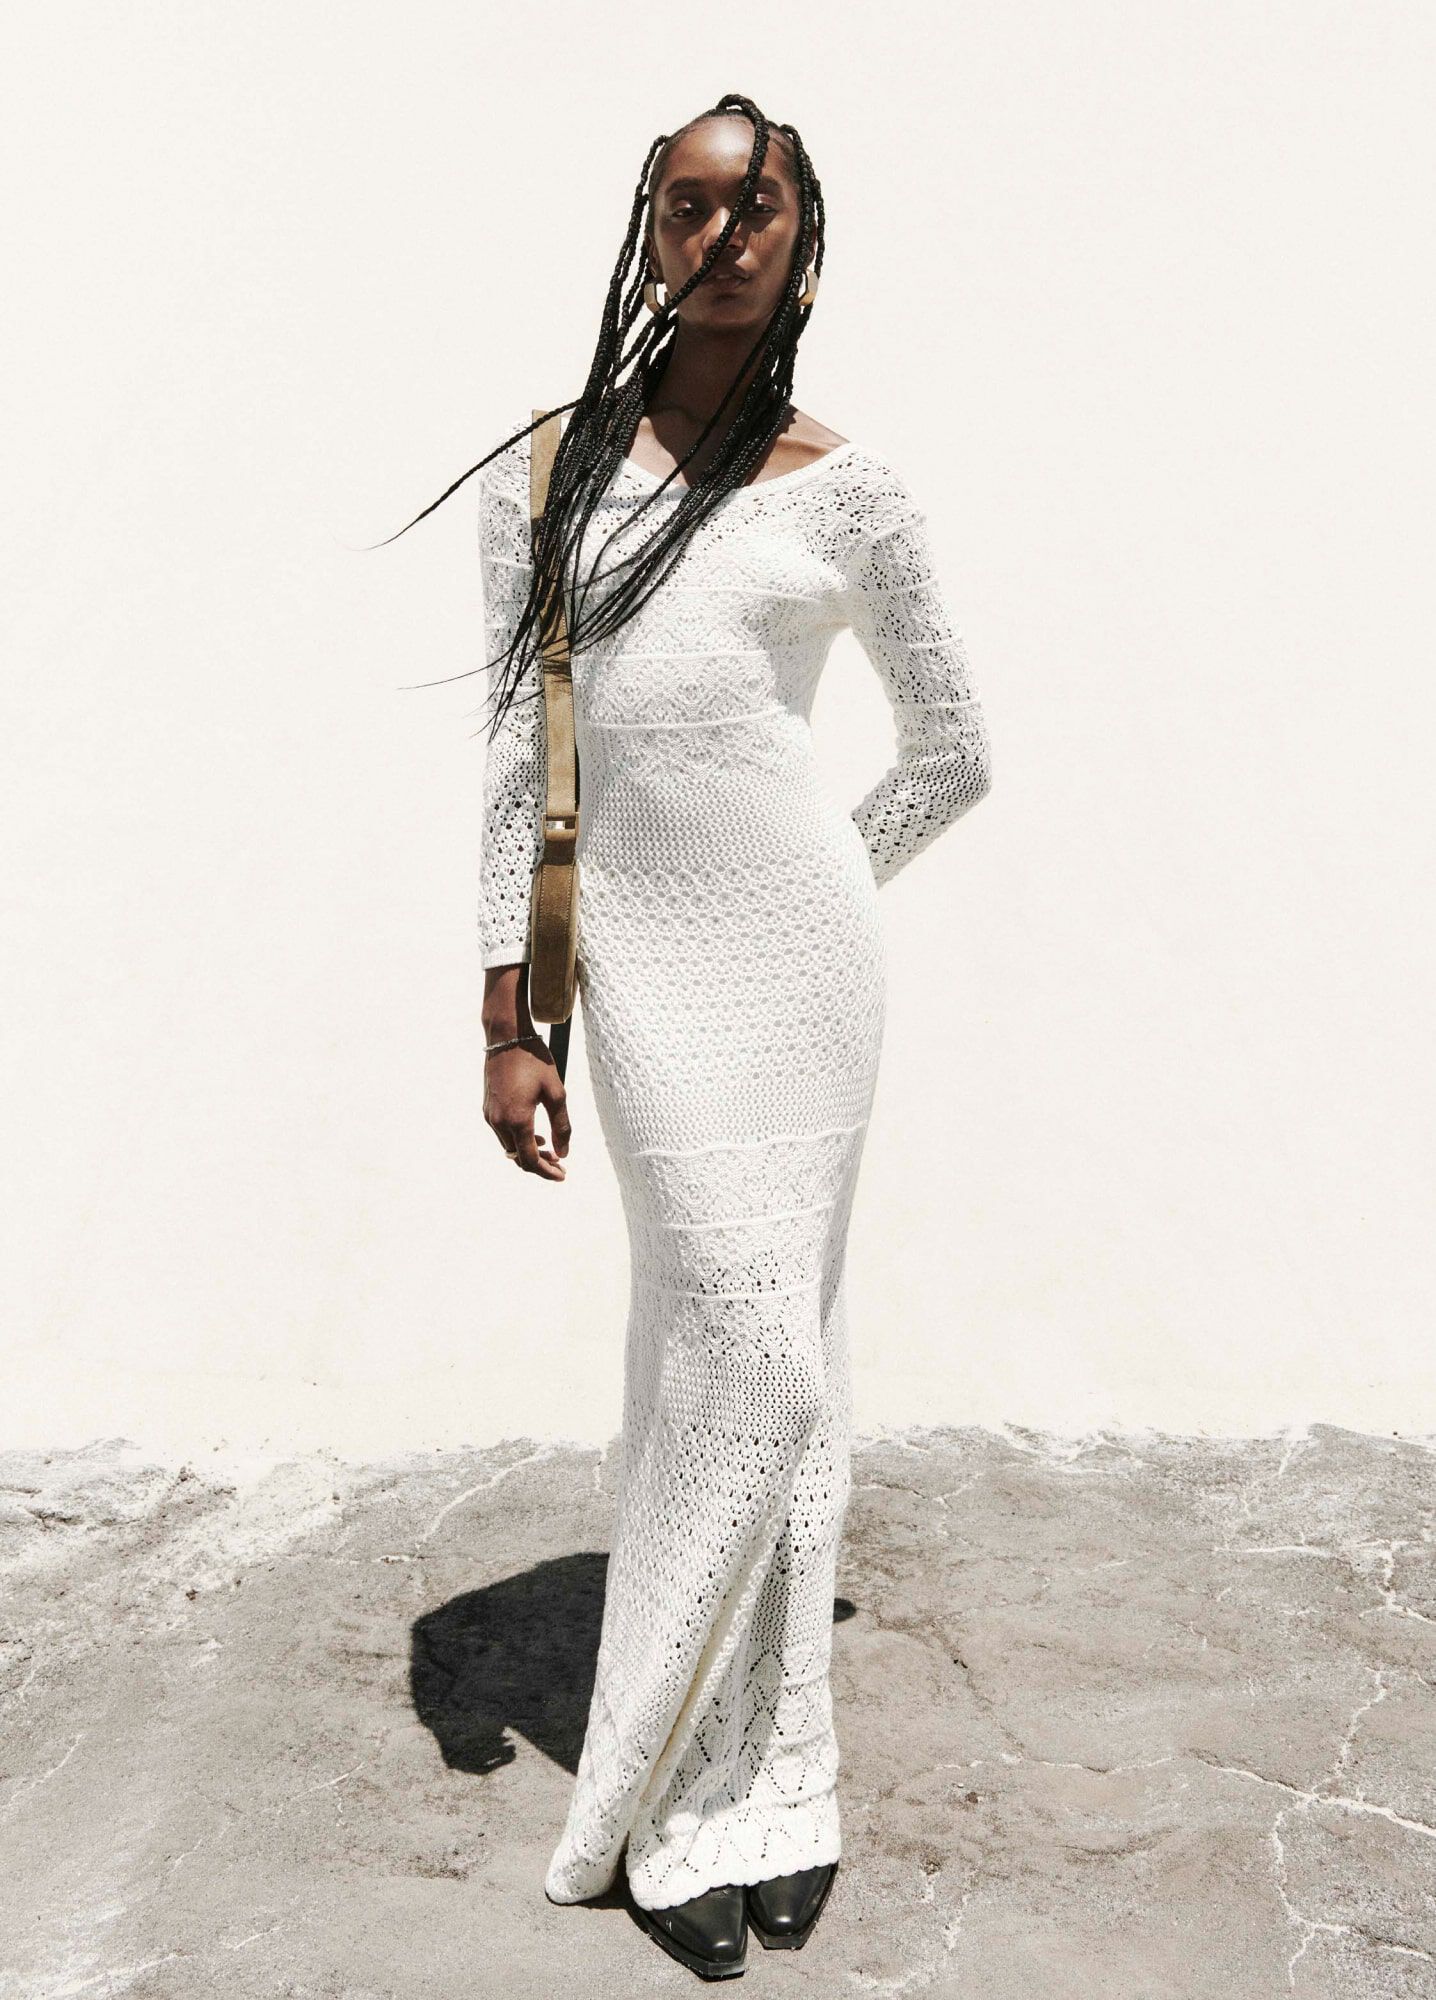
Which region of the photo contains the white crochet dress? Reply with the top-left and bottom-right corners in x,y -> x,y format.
475,415 -> 993,1911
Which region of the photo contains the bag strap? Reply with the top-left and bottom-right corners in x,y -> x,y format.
529,408 -> 578,858
527,408 -> 578,1073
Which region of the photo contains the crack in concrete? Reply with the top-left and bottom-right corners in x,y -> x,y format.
416,1441 -> 567,1546
852,1473 -> 981,1514
1270,1801 -> 1436,1988
1220,1543 -> 1344,1558
971,1750 -> 1179,1779
220,1920 -> 289,1952
1189,1749 -> 1436,1840
1214,1429 -> 1320,1556
1256,1657 -> 1436,1982
1215,1525 -> 1436,1633
6,1427 -> 1432,1992
1357,1537 -> 1436,1628
1271,1805 -> 1331,1988
1329,1666 -> 1388,1783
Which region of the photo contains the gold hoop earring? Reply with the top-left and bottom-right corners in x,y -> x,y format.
643,274 -> 668,314
798,262 -> 819,308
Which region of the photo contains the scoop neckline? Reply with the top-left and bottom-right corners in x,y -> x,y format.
619,438 -> 858,497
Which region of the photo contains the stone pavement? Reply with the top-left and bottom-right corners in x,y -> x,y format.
0,1424 -> 1432,1998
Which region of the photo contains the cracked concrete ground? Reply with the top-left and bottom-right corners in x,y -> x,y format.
1,1423 -> 1433,1999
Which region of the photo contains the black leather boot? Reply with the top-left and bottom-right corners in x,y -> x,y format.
629,1879 -> 749,1980
746,1859 -> 839,1949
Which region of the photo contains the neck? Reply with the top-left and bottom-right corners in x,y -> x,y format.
645,319 -> 778,433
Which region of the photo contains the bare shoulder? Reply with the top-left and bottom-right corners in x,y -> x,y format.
760,408 -> 851,481
784,408 -> 850,452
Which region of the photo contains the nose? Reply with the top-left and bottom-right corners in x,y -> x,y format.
701,207 -> 747,262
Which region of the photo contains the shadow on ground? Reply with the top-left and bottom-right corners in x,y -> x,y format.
408,1551 -> 857,1783
0,1424 -> 1432,1997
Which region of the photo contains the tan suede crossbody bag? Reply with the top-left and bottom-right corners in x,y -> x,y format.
525,408 -> 580,1071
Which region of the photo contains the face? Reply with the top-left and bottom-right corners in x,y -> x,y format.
646,116 -> 812,331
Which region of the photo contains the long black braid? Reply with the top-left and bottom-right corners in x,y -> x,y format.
376,91 -> 826,745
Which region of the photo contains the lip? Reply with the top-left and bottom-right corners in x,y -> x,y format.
704,270 -> 748,288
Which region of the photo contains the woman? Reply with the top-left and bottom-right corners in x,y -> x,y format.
424,91 -> 992,1980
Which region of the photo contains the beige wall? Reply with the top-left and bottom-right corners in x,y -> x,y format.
5,2 -> 1432,1457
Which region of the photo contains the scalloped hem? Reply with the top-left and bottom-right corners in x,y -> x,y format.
544,1850 -> 622,1905
625,1791 -> 842,1912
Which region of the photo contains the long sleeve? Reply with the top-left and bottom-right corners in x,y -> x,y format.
842,491 -> 993,887
476,459 -> 546,969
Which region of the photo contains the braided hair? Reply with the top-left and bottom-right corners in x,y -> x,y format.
381,91 -> 826,744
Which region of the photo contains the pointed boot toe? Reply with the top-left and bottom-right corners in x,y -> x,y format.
631,1879 -> 748,1979
746,1858 -> 839,1949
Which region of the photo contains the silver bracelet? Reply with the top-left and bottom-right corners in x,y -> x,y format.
485,1032 -> 543,1057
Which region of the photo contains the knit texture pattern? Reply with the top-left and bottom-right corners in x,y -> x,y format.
476,418 -> 992,1910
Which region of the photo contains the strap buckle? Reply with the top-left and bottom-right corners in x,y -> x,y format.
542,812 -> 578,858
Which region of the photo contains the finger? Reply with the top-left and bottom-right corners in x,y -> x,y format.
512,1122 -> 566,1181
494,1111 -> 557,1177
543,1088 -> 573,1159
495,1118 -> 530,1165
